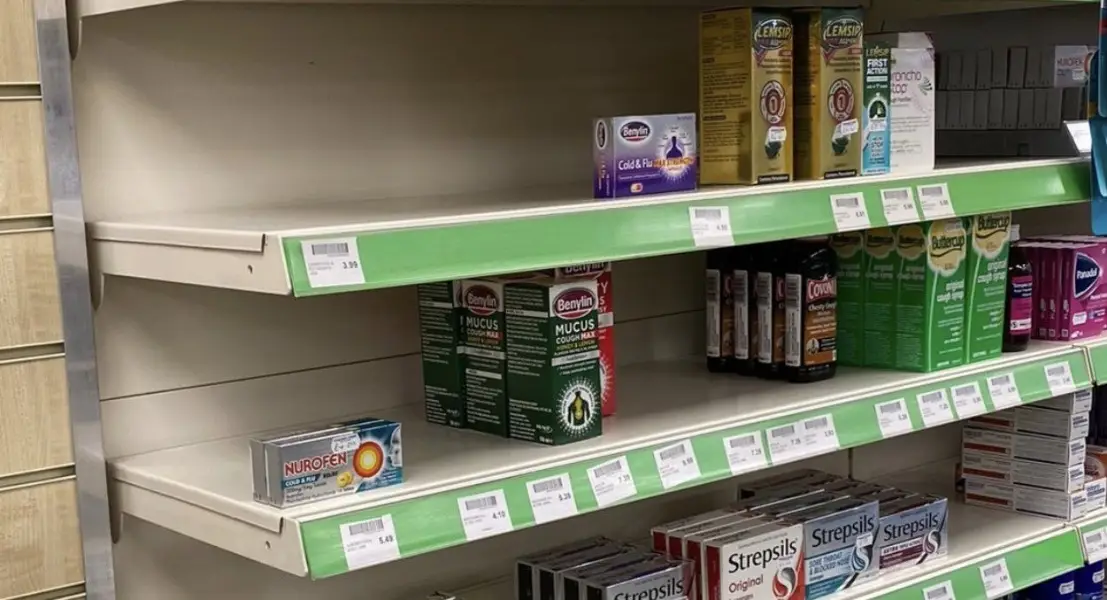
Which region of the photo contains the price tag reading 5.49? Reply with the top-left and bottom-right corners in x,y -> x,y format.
457,490 -> 512,541
339,515 -> 401,570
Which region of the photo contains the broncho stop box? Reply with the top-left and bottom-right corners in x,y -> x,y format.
505,278 -> 602,445
593,114 -> 696,199
548,263 -> 615,417
418,281 -> 465,428
785,498 -> 879,599
894,219 -> 969,372
794,8 -> 864,180
963,426 -> 1085,467
699,8 -> 794,185
867,33 -> 936,174
253,417 -> 402,508
965,213 -> 1011,363
461,279 -> 508,436
862,495 -> 948,580
704,522 -> 804,600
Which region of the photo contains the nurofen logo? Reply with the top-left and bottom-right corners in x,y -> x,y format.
554,288 -> 597,319
466,285 -> 500,316
284,452 -> 347,477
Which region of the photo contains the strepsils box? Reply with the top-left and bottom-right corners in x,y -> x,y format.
737,469 -> 833,498
705,522 -> 805,600
1035,389 -> 1094,414
969,406 -> 1089,439
652,509 -> 742,554
554,547 -> 658,600
687,517 -> 779,600
665,512 -> 755,559
537,543 -> 641,600
964,477 -> 1087,519
962,449 -> 1085,492
870,495 -> 948,576
576,556 -> 694,600
682,514 -> 770,569
516,538 -> 617,600
963,427 -> 1086,466
784,498 -> 879,599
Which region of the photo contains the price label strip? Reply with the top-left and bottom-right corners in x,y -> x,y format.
689,207 -> 733,248
800,414 -> 839,454
339,514 -> 401,570
588,456 -> 638,507
916,183 -> 956,220
922,581 -> 956,600
457,490 -> 512,541
724,432 -> 768,476
916,389 -> 955,427
526,473 -> 578,525
950,382 -> 987,418
1045,362 -> 1076,396
876,399 -> 913,438
654,439 -> 701,490
986,373 -> 1023,410
979,558 -> 1014,599
1066,120 -> 1092,155
830,192 -> 871,232
880,187 -> 920,225
1084,527 -> 1107,562
301,237 -> 366,288
766,422 -> 806,465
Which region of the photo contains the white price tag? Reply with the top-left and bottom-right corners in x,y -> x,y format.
830,193 -> 871,232
588,457 -> 637,507
654,440 -> 701,490
916,389 -> 955,427
800,414 -> 840,454
1083,527 -> 1107,562
1066,120 -> 1092,155
340,515 -> 401,570
916,183 -> 956,220
880,188 -> 920,225
986,373 -> 1023,409
1045,362 -> 1076,396
979,558 -> 1014,599
875,399 -> 913,438
724,432 -> 768,475
922,581 -> 956,600
950,382 -> 987,418
689,207 -> 733,248
457,490 -> 512,541
301,237 -> 366,289
526,474 -> 578,525
766,422 -> 806,464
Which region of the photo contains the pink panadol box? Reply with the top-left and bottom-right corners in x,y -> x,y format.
1033,238 -> 1107,340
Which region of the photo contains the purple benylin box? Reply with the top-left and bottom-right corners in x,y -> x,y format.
593,114 -> 697,199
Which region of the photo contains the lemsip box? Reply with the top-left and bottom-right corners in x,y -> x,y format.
593,114 -> 697,198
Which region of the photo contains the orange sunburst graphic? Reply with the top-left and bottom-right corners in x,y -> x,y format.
353,442 -> 385,478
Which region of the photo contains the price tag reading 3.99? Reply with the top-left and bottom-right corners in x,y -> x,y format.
301,237 -> 366,289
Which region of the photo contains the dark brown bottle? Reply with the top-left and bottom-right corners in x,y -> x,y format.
784,238 -> 838,383
755,243 -> 785,379
732,245 -> 757,376
1004,225 -> 1032,353
706,248 -> 735,372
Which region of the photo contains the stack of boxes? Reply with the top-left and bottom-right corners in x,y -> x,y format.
516,538 -> 693,600
962,389 -> 1107,519
936,45 -> 1091,155
417,264 -> 614,446
1018,236 -> 1107,342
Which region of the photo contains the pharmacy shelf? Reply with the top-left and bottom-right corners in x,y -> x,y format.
89,158 -> 1089,297
1074,335 -> 1107,383
109,342 -> 1089,579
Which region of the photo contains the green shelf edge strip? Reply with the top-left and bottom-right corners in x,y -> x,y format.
282,161 -> 1089,297
880,530 -> 1085,600
300,349 -> 1090,578
1084,341 -> 1107,383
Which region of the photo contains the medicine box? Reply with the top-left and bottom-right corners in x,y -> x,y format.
962,448 -> 1085,492
1034,389 -> 1093,414
963,426 -> 1085,466
593,114 -> 697,199
964,477 -> 1087,520
969,405 -> 1089,439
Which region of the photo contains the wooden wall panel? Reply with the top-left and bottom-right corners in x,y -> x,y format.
0,101 -> 51,219
0,357 -> 72,476
0,479 -> 84,599
0,230 -> 62,348
0,0 -> 39,84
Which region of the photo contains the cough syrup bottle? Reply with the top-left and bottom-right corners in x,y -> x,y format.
784,238 -> 838,383
756,243 -> 787,379
1004,225 -> 1032,353
707,248 -> 735,372
732,245 -> 757,376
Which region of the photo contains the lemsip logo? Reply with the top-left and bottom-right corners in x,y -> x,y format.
284,452 -> 348,477
612,576 -> 684,600
882,511 -> 940,540
822,16 -> 862,50
812,514 -> 875,547
620,121 -> 651,143
466,285 -> 500,316
1074,253 -> 1102,299
753,18 -> 792,52
807,277 -> 836,301
728,537 -> 798,571
554,288 -> 597,319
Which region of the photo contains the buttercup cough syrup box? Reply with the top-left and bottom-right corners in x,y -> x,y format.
794,8 -> 864,180
965,213 -> 1011,363
593,114 -> 696,198
418,281 -> 465,428
700,8 -> 794,185
505,277 -> 602,445
862,228 -> 898,368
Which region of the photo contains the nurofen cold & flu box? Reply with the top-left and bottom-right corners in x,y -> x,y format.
861,494 -> 948,580
962,426 -> 1085,467
784,497 -> 879,599
704,522 -> 804,600
517,538 -> 616,600
254,417 -> 402,508
572,556 -> 694,600
963,477 -> 1087,519
969,405 -> 1089,440
962,449 -> 1085,492
418,281 -> 466,428
1035,389 -> 1094,414
593,114 -> 697,199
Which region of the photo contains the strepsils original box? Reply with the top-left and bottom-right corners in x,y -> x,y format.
705,522 -> 804,600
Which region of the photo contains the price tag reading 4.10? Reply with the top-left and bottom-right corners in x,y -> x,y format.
979,558 -> 1014,599
526,473 -> 578,525
457,490 -> 512,541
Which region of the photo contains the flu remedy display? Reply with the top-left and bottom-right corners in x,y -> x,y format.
418,263 -> 612,446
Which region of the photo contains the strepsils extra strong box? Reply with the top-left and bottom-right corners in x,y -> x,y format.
863,495 -> 947,579
705,522 -> 804,600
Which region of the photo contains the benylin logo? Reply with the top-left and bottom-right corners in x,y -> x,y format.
558,377 -> 599,437
554,288 -> 597,320
620,120 -> 651,143
466,285 -> 500,316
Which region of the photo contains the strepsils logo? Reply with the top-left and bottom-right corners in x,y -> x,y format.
554,288 -> 597,319
728,538 -> 798,571
882,512 -> 940,540
466,286 -> 500,316
812,514 -> 875,547
772,566 -> 798,599
807,277 -> 836,301
1074,253 -> 1101,299
284,452 -> 348,477
613,576 -> 684,600
620,121 -> 651,143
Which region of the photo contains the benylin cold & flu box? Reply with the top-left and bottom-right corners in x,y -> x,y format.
593,114 -> 697,198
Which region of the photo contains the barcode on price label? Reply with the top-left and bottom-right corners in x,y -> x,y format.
340,514 -> 400,570
346,519 -> 384,536
724,432 -> 768,476
655,440 -> 700,490
300,236 -> 366,289
532,478 -> 564,493
772,425 -> 796,438
594,461 -> 623,477
464,496 -> 499,511
689,206 -> 733,248
694,208 -> 722,220
660,445 -> 686,461
922,582 -> 955,600
830,193 -> 870,232
311,242 -> 350,256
